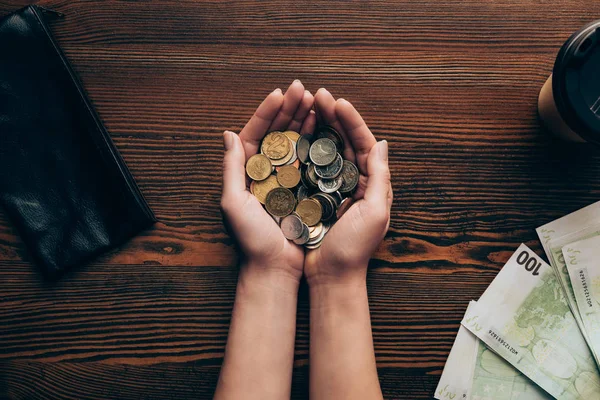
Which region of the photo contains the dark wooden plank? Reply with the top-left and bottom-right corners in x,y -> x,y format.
1,0 -> 600,398
0,263 -> 492,366
0,362 -> 436,400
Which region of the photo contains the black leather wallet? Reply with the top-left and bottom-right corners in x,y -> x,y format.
0,6 -> 156,277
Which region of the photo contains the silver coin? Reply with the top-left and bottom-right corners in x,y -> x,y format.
299,164 -> 312,189
314,153 -> 343,179
331,191 -> 343,206
296,135 -> 312,164
293,223 -> 310,245
311,193 -> 336,221
280,214 -> 304,240
321,192 -> 339,210
309,138 -> 337,166
318,176 -> 343,193
336,197 -> 353,219
339,160 -> 359,193
315,126 -> 344,154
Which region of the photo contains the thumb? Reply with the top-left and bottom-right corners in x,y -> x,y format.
222,130 -> 247,201
363,140 -> 390,209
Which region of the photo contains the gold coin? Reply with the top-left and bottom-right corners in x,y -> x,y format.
246,154 -> 272,181
276,165 -> 301,188
270,138 -> 295,166
262,132 -> 290,160
283,130 -> 301,143
250,175 -> 280,204
295,198 -> 322,226
265,187 -> 296,217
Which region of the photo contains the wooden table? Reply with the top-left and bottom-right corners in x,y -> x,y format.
2,1 -> 600,398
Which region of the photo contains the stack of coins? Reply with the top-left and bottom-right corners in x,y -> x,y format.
246,126 -> 359,249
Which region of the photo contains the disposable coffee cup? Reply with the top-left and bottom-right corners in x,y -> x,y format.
538,21 -> 600,143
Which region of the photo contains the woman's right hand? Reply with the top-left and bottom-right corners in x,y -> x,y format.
304,89 -> 393,288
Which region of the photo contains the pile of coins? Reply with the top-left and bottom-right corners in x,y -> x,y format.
245,126 -> 359,248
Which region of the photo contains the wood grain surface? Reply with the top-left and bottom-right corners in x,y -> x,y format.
2,0 -> 600,399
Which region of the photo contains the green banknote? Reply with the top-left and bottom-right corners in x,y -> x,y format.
563,235 -> 600,371
536,201 -> 600,362
436,304 -> 550,400
435,324 -> 478,400
470,336 -> 550,400
537,201 -> 600,259
462,244 -> 600,399
547,226 -> 600,358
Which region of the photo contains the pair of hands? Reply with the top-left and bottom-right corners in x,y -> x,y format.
221,80 -> 392,290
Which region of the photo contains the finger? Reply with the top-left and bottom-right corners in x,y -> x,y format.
314,88 -> 356,163
364,140 -> 390,210
300,110 -> 317,135
269,80 -> 305,131
287,90 -> 314,132
239,89 -> 284,159
335,98 -> 377,175
222,131 -> 247,200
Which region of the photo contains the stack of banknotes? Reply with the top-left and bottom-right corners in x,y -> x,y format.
435,200 -> 600,400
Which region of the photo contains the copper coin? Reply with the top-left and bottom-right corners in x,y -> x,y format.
283,130 -> 301,143
295,198 -> 322,226
262,132 -> 290,160
277,165 -> 301,188
250,175 -> 280,204
265,187 -> 296,217
271,138 -> 295,166
307,163 -> 320,187
246,154 -> 272,181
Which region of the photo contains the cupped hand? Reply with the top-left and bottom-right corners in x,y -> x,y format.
221,80 -> 316,284
304,89 -> 393,288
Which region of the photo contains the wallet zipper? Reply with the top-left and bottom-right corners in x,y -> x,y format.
29,6 -> 157,223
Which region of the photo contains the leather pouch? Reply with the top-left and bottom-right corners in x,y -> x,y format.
0,6 -> 156,277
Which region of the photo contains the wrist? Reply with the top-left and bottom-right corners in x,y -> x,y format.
308,277 -> 369,309
238,261 -> 301,297
305,258 -> 368,289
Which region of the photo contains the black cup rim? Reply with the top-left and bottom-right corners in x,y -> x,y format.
553,20 -> 600,144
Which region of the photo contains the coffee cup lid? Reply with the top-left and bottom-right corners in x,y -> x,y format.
553,20 -> 600,143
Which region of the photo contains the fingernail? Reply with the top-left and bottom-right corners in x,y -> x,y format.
223,131 -> 235,150
378,140 -> 388,161
272,88 -> 282,95
293,79 -> 302,84
317,87 -> 328,94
